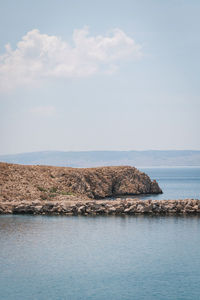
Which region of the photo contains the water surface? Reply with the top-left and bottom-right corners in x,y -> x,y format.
139,167 -> 200,200
1,215 -> 200,300
0,167 -> 200,300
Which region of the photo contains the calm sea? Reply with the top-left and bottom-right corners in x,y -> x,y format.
0,167 -> 200,300
139,167 -> 200,200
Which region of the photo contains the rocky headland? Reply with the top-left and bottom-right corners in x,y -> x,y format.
0,162 -> 199,215
0,162 -> 162,202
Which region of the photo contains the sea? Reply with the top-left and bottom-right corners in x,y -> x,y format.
0,167 -> 200,300
139,166 -> 200,200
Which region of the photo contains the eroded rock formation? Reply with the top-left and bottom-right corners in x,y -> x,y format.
1,163 -> 199,215
0,163 -> 162,202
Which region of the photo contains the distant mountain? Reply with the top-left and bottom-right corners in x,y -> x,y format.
0,150 -> 200,167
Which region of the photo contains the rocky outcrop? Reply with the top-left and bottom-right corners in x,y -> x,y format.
0,163 -> 162,202
0,199 -> 200,215
1,163 -> 199,216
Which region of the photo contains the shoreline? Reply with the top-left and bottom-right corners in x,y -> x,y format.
1,199 -> 200,216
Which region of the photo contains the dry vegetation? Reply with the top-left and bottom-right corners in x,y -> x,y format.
0,162 -> 162,202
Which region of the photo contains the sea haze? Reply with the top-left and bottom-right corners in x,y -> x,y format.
0,150 -> 200,167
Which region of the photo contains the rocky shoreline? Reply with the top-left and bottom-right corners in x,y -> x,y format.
1,162 -> 199,216
0,163 -> 162,201
1,199 -> 200,215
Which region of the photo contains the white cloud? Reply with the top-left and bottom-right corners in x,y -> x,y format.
0,27 -> 142,91
30,105 -> 56,117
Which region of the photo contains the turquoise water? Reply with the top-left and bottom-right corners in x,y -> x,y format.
0,167 -> 200,300
1,215 -> 200,300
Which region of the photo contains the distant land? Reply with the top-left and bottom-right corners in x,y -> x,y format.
0,150 -> 200,167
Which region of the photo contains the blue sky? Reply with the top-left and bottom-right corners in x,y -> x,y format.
0,0 -> 199,154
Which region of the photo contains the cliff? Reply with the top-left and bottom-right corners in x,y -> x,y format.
0,162 -> 162,202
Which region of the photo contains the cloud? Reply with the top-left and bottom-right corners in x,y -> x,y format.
0,27 -> 142,91
29,105 -> 56,117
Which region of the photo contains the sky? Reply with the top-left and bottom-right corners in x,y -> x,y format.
0,0 -> 199,155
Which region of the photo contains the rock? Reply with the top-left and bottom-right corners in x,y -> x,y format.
108,207 -> 116,214
77,206 -> 86,214
115,206 -> 124,213
0,163 -> 162,203
34,206 -> 43,213
137,205 -> 146,213
0,198 -> 200,215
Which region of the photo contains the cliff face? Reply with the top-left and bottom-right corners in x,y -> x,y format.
0,163 -> 162,202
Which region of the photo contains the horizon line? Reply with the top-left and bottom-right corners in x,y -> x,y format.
1,149 -> 200,156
